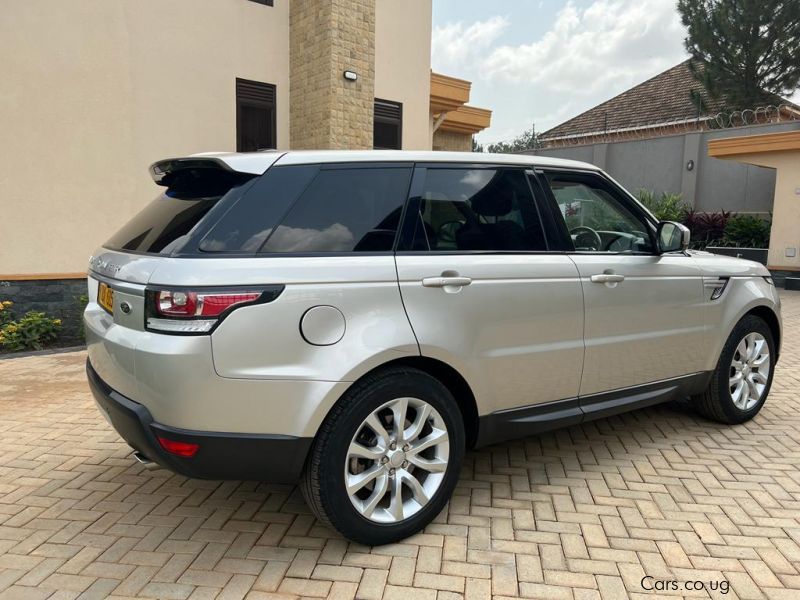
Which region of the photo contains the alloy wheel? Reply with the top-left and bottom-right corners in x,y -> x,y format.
344,397 -> 450,524
729,332 -> 771,410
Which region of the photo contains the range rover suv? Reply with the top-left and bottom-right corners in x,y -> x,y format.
85,150 -> 781,545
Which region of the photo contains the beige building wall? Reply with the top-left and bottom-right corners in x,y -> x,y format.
708,132 -> 800,272
1,0 -> 440,276
769,156 -> 800,269
1,0 -> 290,275
732,152 -> 800,269
375,0 -> 433,151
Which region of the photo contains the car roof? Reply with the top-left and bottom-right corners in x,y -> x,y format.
188,150 -> 599,175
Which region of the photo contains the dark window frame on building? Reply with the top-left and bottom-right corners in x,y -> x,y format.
374,99 -> 403,150
247,0 -> 274,6
236,78 -> 277,152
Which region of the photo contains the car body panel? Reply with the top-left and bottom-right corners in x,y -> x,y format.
85,275 -> 141,403
194,256 -> 420,381
86,280 -> 352,436
689,250 -> 772,278
688,251 -> 781,367
89,249 -> 166,285
698,275 -> 781,371
570,253 -> 706,396
396,253 -> 584,415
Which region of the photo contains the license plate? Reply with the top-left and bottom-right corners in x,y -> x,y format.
98,282 -> 114,314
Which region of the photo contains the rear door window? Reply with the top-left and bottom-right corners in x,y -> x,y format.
401,167 -> 548,252
260,166 -> 412,253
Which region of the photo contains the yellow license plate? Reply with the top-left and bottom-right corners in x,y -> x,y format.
98,282 -> 114,314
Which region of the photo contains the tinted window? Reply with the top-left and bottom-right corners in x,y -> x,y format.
105,169 -> 254,255
406,168 -> 547,252
546,173 -> 653,253
199,165 -> 318,253
261,167 -> 412,253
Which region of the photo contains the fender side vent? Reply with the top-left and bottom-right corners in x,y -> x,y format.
704,277 -> 729,301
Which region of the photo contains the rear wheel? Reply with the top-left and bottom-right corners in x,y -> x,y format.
692,314 -> 775,424
301,367 -> 465,545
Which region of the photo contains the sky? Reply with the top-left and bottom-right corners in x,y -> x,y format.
431,0 -> 799,145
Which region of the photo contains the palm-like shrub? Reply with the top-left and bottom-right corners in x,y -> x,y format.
637,190 -> 688,222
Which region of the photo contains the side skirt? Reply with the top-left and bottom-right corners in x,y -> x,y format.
475,372 -> 712,447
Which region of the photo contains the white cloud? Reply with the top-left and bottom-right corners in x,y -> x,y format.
433,0 -> 692,144
265,224 -> 354,252
431,15 -> 509,73
481,0 -> 686,96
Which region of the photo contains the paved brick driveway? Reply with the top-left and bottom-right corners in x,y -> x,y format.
1,293 -> 799,600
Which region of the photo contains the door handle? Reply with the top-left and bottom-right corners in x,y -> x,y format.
590,273 -> 625,284
422,276 -> 472,288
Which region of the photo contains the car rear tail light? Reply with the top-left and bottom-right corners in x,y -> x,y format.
145,286 -> 283,334
157,436 -> 200,457
156,290 -> 262,317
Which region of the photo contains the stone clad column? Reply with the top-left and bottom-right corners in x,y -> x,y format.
289,0 -> 375,149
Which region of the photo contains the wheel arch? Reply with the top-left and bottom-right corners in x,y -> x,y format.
745,305 -> 781,358
339,356 -> 480,449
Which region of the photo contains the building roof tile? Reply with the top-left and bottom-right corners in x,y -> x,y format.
540,60 -> 790,141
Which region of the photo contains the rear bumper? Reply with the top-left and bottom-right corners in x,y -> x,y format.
87,360 -> 311,482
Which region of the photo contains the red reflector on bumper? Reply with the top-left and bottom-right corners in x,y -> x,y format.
157,436 -> 200,457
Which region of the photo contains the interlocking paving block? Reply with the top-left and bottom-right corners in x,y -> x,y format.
0,291 -> 799,598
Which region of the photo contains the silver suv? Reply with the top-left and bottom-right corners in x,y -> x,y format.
85,150 -> 781,545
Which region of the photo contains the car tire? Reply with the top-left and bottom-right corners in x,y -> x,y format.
301,367 -> 465,545
692,314 -> 775,424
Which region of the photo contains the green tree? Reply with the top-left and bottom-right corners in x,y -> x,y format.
678,0 -> 800,109
471,137 -> 485,153
486,126 -> 539,154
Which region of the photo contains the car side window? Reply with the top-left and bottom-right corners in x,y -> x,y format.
545,172 -> 653,253
198,165 -> 319,253
260,166 -> 412,253
407,168 -> 548,252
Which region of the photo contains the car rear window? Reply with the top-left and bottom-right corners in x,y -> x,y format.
105,168 -> 255,255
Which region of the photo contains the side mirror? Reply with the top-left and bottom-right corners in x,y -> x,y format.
657,221 -> 690,253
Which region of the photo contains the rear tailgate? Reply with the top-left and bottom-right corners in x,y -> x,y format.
85,154 -> 279,401
86,251 -> 163,402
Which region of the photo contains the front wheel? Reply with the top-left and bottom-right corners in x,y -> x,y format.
301,367 -> 465,545
692,314 -> 775,424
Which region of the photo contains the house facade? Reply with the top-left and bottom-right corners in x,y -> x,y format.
0,0 -> 490,342
531,61 -> 798,215
709,131 -> 800,283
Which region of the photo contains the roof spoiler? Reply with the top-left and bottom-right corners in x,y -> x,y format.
149,157 -> 233,186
